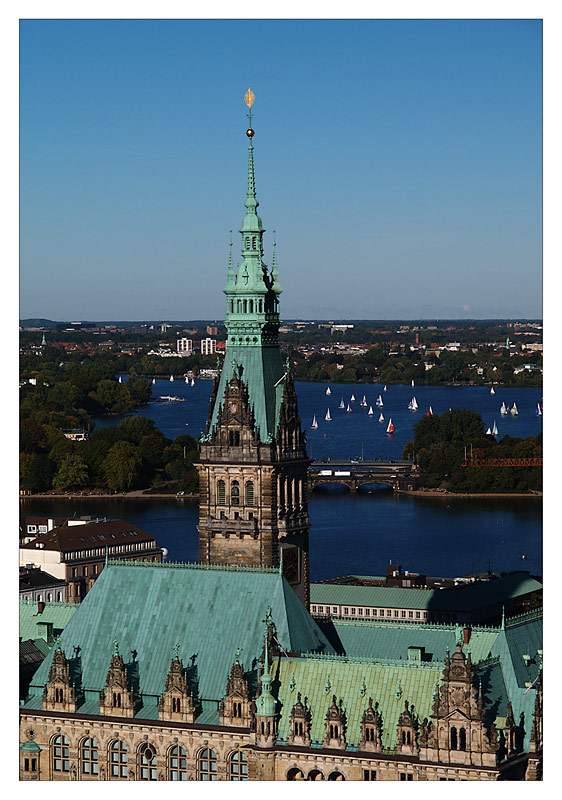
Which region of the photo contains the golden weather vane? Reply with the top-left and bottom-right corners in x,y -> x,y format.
244,88 -> 256,138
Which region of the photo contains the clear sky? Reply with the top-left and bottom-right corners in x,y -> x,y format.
20,19 -> 542,321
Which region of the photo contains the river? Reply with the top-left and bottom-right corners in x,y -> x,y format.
21,380 -> 542,581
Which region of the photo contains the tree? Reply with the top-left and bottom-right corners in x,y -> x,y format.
54,454 -> 89,491
102,441 -> 142,492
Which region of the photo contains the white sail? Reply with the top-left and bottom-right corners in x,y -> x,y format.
191,379 -> 195,386
326,387 -> 331,395
185,377 -> 189,383
536,403 -> 542,416
379,413 -> 384,422
490,387 -> 495,395
152,378 -> 156,384
492,421 -> 498,436
413,397 -> 418,410
362,395 -> 367,405
170,375 -> 174,382
118,376 -> 122,383
428,406 -> 433,415
411,380 -> 415,387
486,427 -> 492,435
346,404 -> 352,413
311,415 -> 318,429
386,418 -> 394,433
368,406 -> 374,416
339,398 -> 345,409
350,394 -> 355,402
500,403 -> 507,415
325,409 -> 332,421
383,385 -> 387,391
511,402 -> 518,416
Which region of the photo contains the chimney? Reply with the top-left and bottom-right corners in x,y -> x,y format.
47,518 -> 55,531
463,626 -> 472,644
37,600 -> 45,614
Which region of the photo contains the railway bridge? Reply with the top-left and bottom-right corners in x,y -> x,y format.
308,459 -> 419,493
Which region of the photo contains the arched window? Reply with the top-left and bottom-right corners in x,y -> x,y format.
328,771 -> 346,781
245,481 -> 254,506
249,300 -> 253,313
259,300 -> 263,313
198,748 -> 217,780
237,300 -> 241,313
308,770 -> 324,781
52,734 -> 70,773
230,300 -> 234,313
47,593 -> 52,601
110,740 -> 127,778
231,481 -> 240,506
81,738 -> 99,776
169,745 -> 188,781
55,687 -> 64,703
217,480 -> 226,505
112,691 -> 121,708
139,743 -> 157,781
450,726 -> 458,750
459,727 -> 466,751
229,751 -> 248,781
172,696 -> 181,713
287,768 -> 305,781
57,592 -> 62,601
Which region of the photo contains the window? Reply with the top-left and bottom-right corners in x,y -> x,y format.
217,480 -> 226,505
416,611 -> 420,619
172,696 -> 181,713
401,610 -> 406,618
363,770 -> 377,781
245,481 -> 254,506
344,607 -> 349,615
358,608 -> 363,616
52,734 -> 70,773
408,611 -> 413,618
110,740 -> 127,778
198,748 -> 217,780
55,687 -> 64,703
311,606 -> 317,613
451,726 -> 458,750
229,751 -> 248,781
365,608 -> 370,616
394,610 -> 399,618
81,738 -> 99,776
169,745 -> 188,781
351,608 -> 356,615
386,610 -> 392,617
459,728 -> 466,751
23,757 -> 38,772
139,744 -> 157,781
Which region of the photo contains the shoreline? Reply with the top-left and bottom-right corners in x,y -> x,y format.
396,489 -> 542,499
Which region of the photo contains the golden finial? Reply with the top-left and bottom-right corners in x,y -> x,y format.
244,88 -> 255,109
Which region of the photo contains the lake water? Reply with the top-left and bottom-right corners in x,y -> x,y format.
22,381 -> 542,581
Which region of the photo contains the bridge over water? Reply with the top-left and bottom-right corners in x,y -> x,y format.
308,459 -> 419,493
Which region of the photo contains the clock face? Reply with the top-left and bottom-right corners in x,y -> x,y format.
230,403 -> 238,413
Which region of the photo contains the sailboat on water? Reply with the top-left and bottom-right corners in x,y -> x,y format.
492,421 -> 499,436
535,403 -> 542,417
411,380 -> 415,387
368,406 -> 374,416
350,394 -> 355,402
311,415 -> 318,429
379,412 -> 384,423
118,376 -> 122,383
408,397 -> 418,411
152,378 -> 156,384
486,427 -> 492,435
383,385 -> 387,391
361,394 -> 367,406
375,395 -> 383,407
185,377 -> 189,384
490,387 -> 495,395
500,402 -> 508,416
425,406 -> 433,416
339,398 -> 345,409
386,418 -> 395,434
191,378 -> 195,387
170,375 -> 174,382
346,404 -> 352,413
326,387 -> 332,396
511,402 -> 518,416
325,409 -> 332,421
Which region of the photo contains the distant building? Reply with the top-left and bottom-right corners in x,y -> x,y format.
201,338 -> 217,355
60,429 -> 88,441
20,567 -> 67,603
19,518 -> 163,603
206,325 -> 219,336
177,338 -> 193,354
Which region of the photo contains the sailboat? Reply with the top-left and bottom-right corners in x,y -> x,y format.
386,418 -> 395,434
535,403 -> 542,417
350,394 -> 355,402
490,387 -> 495,395
311,415 -> 318,429
339,398 -> 345,409
408,397 -> 418,411
376,395 -> 383,407
511,402 -> 518,416
191,378 -> 195,387
368,406 -> 374,416
486,427 -> 492,435
411,380 -> 415,387
326,387 -> 331,396
379,412 -> 384,423
383,385 -> 387,392
346,404 -> 352,413
152,378 -> 156,385
361,394 -> 367,406
170,375 -> 174,382
492,421 -> 499,436
118,376 -> 122,383
500,402 -> 508,416
425,406 -> 433,416
325,409 -> 332,421
185,377 -> 189,383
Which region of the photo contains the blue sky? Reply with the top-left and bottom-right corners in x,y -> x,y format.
19,19 -> 542,321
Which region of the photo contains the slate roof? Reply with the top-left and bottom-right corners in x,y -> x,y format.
20,519 -> 157,553
322,619 -> 500,664
311,572 -> 542,613
25,561 -> 335,707
19,600 -> 79,642
20,568 -> 65,591
274,655 -> 442,751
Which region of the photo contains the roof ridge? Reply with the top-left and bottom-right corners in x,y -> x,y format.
105,558 -> 279,574
296,652 -> 445,669
505,607 -> 543,627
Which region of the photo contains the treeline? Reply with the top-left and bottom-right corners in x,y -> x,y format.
403,410 -> 542,493
20,348 -> 199,493
289,347 -> 542,388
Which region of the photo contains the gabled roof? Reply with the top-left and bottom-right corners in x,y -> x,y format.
27,561 -> 334,706
20,519 -> 157,553
19,601 -> 79,643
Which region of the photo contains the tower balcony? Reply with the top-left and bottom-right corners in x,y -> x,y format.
206,517 -> 259,537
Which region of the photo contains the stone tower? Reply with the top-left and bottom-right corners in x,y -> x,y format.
196,90 -> 310,606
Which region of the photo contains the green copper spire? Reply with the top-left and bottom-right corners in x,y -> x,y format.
256,627 -> 276,717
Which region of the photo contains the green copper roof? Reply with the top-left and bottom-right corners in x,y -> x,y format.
274,655 -> 442,751
324,620 -> 500,665
311,583 -> 436,610
26,561 -> 334,706
19,600 -> 79,643
20,740 -> 41,752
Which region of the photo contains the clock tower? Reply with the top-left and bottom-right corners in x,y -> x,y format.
196,90 -> 310,606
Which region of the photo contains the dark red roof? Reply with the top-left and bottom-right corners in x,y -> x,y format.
20,519 -> 157,552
